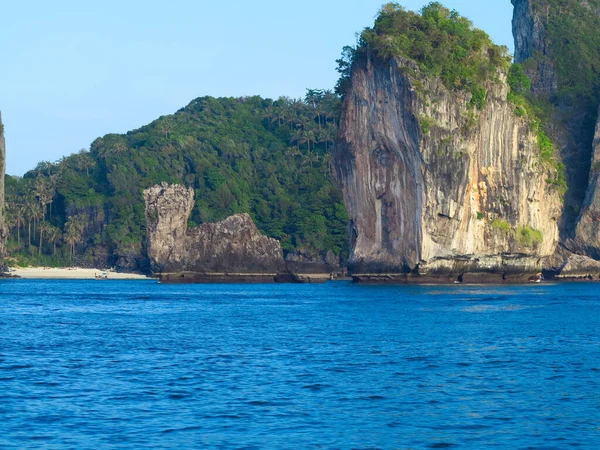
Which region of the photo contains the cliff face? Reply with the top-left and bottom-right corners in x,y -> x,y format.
573,106 -> 600,258
144,183 -> 286,280
0,112 -> 6,260
511,0 -> 557,96
334,56 -> 562,280
512,0 -> 600,240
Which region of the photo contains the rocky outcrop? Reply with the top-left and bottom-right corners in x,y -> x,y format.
334,55 -> 562,282
285,249 -> 340,274
144,183 -> 286,282
512,0 -> 600,240
0,112 -> 6,263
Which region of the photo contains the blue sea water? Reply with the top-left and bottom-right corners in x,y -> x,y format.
0,280 -> 599,449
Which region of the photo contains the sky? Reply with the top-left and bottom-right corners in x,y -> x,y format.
0,0 -> 515,176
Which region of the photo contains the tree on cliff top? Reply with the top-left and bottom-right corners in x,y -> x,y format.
336,2 -> 511,105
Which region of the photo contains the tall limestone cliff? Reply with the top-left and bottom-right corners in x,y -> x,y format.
144,183 -> 286,282
0,112 -> 6,261
333,3 -> 566,282
574,106 -> 600,259
334,55 -> 562,281
512,0 -> 600,242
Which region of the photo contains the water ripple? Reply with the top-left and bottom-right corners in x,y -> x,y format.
0,280 -> 599,448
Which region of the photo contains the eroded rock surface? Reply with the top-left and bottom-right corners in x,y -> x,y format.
573,105 -> 600,259
512,0 -> 600,242
511,0 -> 558,96
144,183 -> 286,281
334,55 -> 562,281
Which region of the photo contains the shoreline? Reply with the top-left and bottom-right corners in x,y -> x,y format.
6,267 -> 153,280
3,267 -> 598,284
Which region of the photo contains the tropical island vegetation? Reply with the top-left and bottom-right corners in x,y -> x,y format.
4,92 -> 348,270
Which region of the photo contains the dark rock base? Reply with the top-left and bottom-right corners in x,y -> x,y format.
158,272 -> 281,283
352,272 -> 549,284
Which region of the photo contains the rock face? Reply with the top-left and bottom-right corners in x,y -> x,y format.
144,183 -> 286,281
0,112 -> 6,261
334,55 -> 562,281
512,0 -> 600,241
573,106 -> 600,258
511,0 -> 558,96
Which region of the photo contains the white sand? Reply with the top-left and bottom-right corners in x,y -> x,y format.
8,267 -> 153,280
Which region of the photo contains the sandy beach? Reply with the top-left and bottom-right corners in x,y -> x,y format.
8,267 -> 153,280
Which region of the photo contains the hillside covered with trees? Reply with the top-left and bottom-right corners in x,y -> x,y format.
4,91 -> 348,270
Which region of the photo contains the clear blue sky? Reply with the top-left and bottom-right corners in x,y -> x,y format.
1,1 -> 515,175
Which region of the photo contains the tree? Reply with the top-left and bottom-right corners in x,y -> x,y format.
8,203 -> 26,247
25,199 -> 42,247
64,215 -> 85,261
75,149 -> 95,177
35,175 -> 54,220
46,224 -> 61,256
38,221 -> 53,257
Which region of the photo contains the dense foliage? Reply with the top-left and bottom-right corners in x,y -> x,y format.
5,92 -> 348,269
336,1 -> 512,107
507,63 -> 566,195
530,0 -> 600,108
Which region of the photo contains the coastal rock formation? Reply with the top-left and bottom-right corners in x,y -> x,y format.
285,249 -> 340,274
0,112 -> 6,262
334,55 -> 562,281
144,183 -> 286,281
554,254 -> 600,280
512,0 -> 600,242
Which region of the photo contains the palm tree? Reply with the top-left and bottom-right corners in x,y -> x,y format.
321,153 -> 334,175
45,224 -> 61,256
290,128 -> 306,151
24,198 -> 41,247
64,215 -> 85,261
8,203 -> 25,247
35,175 -> 54,220
28,201 -> 43,243
75,150 -> 95,177
38,221 -> 53,257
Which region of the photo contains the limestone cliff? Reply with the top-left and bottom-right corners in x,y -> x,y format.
511,0 -> 558,96
512,0 -> 600,240
0,112 -> 6,261
144,183 -> 286,281
573,106 -> 600,258
334,56 -> 562,281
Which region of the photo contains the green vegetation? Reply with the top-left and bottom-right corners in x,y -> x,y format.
336,1 -> 511,107
506,63 -> 567,196
530,0 -> 600,108
517,1 -> 600,206
516,226 -> 544,248
5,92 -> 348,269
491,219 -> 511,232
507,63 -> 531,117
490,220 -> 544,248
419,116 -> 433,134
476,212 -> 485,220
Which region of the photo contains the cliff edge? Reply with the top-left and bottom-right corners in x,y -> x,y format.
144,183 -> 286,282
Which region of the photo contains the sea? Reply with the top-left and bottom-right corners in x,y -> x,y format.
0,280 -> 599,449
